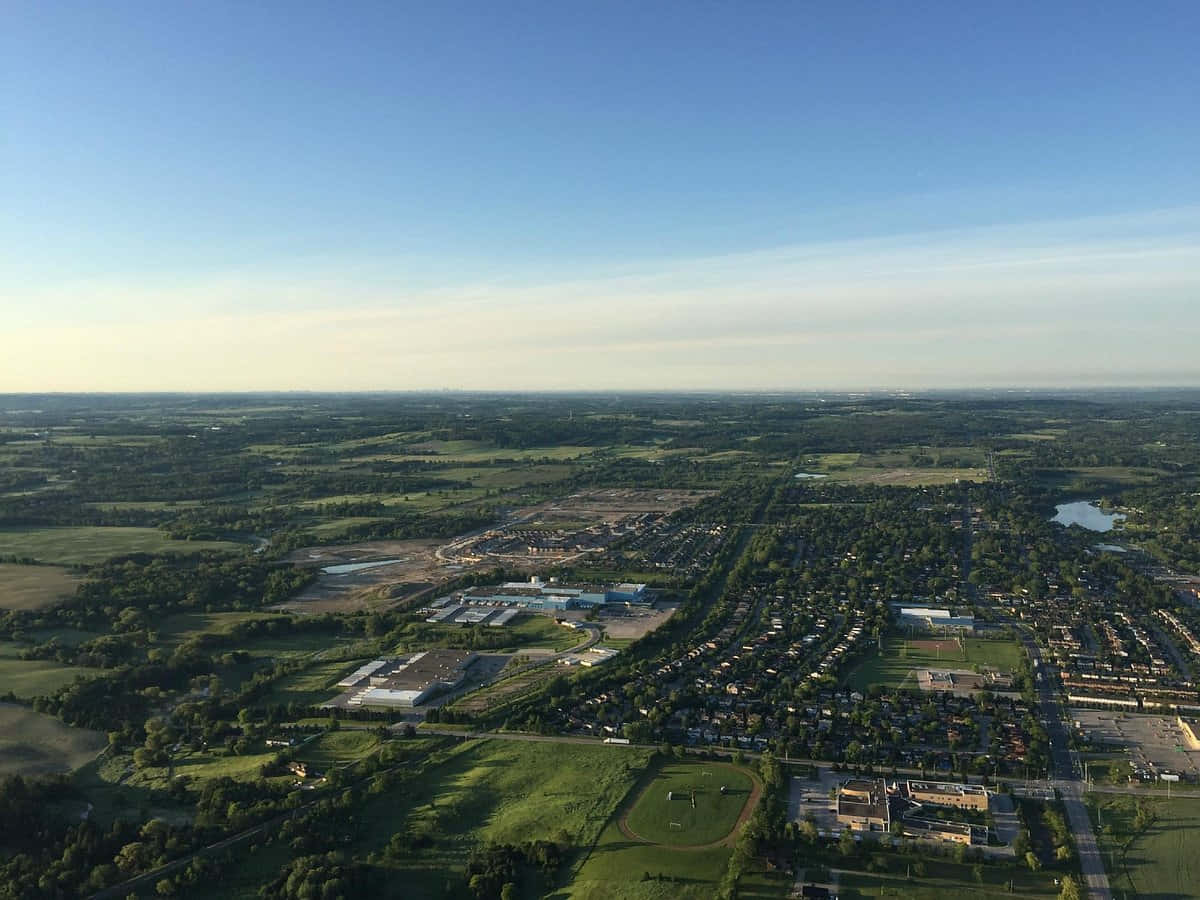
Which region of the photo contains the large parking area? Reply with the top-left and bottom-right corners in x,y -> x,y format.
1072,708 -> 1200,781
787,772 -> 841,835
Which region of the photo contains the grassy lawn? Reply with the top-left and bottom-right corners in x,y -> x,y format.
0,641 -> 101,698
830,467 -> 988,486
566,818 -> 731,900
0,703 -> 106,777
834,866 -> 1060,899
359,739 -> 651,898
506,614 -> 585,651
255,659 -> 367,707
0,526 -> 242,565
0,563 -> 82,610
154,611 -> 285,642
624,761 -> 754,846
294,729 -> 381,769
437,463 -> 576,489
844,635 -> 1025,692
125,746 -> 280,790
1090,795 -> 1200,899
398,440 -> 597,463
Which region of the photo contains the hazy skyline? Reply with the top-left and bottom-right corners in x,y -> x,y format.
4,2 -> 1199,391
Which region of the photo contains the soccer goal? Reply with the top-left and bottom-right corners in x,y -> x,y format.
669,821 -> 683,831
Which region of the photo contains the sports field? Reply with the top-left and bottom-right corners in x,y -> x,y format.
0,526 -> 242,565
0,703 -> 106,776
0,563 -> 81,610
844,634 -> 1025,691
623,761 -> 756,846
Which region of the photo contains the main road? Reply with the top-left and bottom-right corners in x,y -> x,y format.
1019,632 -> 1112,900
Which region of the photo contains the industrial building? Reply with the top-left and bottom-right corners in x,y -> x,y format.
452,576 -> 648,611
1180,716 -> 1200,750
342,650 -> 477,708
893,604 -> 976,633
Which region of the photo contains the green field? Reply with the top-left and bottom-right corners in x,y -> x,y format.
155,611 -> 286,642
0,526 -> 242,565
256,658 -> 366,707
293,729 -> 381,769
0,563 -> 81,610
1090,796 -> 1200,899
844,634 -> 1025,692
0,641 -> 101,698
568,819 -> 732,900
356,738 -> 652,898
624,761 -> 755,846
830,467 -> 988,486
834,862 -> 1062,898
0,704 -> 106,776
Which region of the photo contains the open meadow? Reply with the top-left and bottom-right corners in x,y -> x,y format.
0,641 -> 101,698
1090,795 -> 1200,899
0,563 -> 81,610
351,738 -> 652,898
0,704 -> 106,777
0,526 -> 242,565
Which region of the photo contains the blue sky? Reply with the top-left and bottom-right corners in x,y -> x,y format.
3,1 -> 1199,390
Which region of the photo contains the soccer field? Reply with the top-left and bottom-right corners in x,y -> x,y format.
623,761 -> 756,846
845,633 -> 1025,691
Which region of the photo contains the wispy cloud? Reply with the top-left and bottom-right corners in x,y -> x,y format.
4,207 -> 1199,390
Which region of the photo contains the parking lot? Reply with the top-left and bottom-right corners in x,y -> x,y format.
1072,708 -> 1200,781
787,773 -> 841,835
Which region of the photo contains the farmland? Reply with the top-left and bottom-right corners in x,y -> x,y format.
0,704 -> 106,777
0,526 -> 242,565
0,641 -> 100,698
0,563 -> 81,610
3,393 -> 1200,898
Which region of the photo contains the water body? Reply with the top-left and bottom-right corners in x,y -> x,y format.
320,558 -> 406,575
1051,501 -> 1127,533
794,472 -> 829,480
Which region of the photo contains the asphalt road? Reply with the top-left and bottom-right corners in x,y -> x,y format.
1020,632 -> 1113,900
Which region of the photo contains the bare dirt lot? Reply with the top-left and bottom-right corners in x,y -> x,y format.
595,602 -> 678,641
909,638 -> 963,654
277,539 -> 460,614
277,490 -> 711,614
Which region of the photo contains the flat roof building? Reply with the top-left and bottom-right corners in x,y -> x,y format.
455,576 -> 647,611
893,604 -> 975,633
906,780 -> 989,812
836,778 -> 891,832
348,650 -> 477,708
1179,716 -> 1200,750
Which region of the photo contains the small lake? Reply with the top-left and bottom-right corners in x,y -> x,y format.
794,472 -> 828,480
1051,501 -> 1127,533
321,558 -> 406,575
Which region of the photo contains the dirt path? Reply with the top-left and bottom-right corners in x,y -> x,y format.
616,760 -> 763,851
